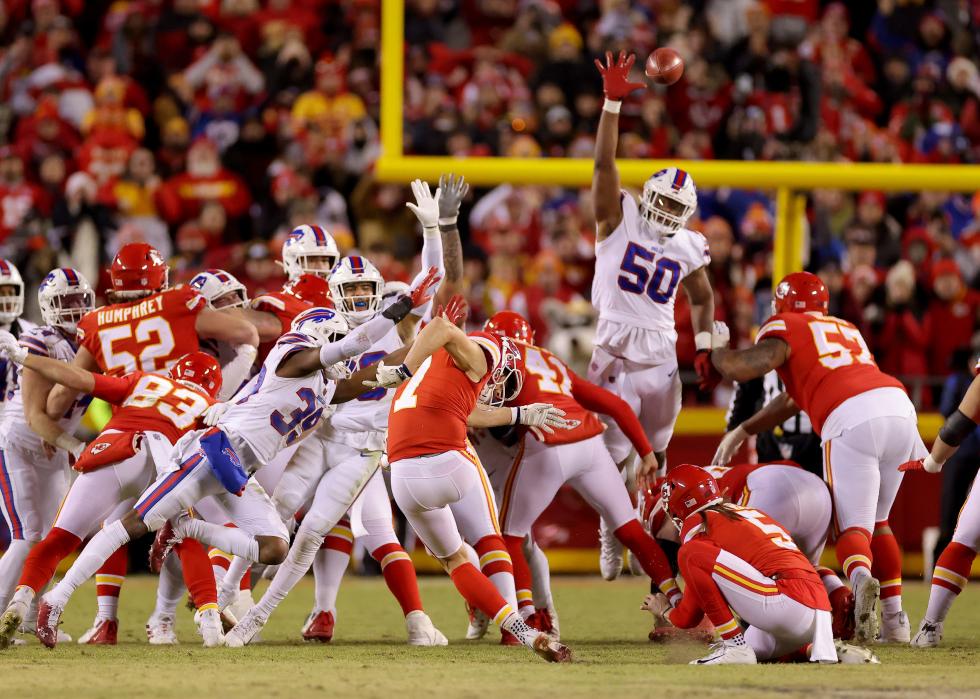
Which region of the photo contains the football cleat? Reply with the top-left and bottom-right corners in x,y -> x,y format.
227,588 -> 255,627
878,610 -> 911,643
829,585 -> 855,640
0,601 -> 27,649
148,519 -> 179,574
78,617 -> 118,645
852,576 -> 881,644
648,615 -> 714,644
146,613 -> 179,645
531,633 -> 573,663
36,598 -> 65,649
225,610 -> 266,648
465,603 -> 489,640
910,618 -> 943,648
691,640 -> 757,665
500,629 -> 523,646
834,639 -> 880,664
196,608 -> 225,648
302,609 -> 335,643
598,518 -> 624,581
405,610 -> 448,646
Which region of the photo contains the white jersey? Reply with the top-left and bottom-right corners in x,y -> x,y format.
0,324 -> 89,455
324,324 -> 403,451
218,331 -> 336,468
592,192 -> 710,365
0,318 -> 37,412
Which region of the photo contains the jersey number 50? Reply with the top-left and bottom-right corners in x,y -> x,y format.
618,243 -> 681,304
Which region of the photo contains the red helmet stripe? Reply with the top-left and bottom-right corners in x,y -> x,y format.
61,268 -> 78,285
672,169 -> 687,190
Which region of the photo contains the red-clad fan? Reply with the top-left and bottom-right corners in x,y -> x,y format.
479,310 -> 680,627
0,350 -> 228,649
707,271 -> 928,644
640,465 -> 879,666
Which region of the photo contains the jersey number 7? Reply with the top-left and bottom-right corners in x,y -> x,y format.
618,242 -> 681,304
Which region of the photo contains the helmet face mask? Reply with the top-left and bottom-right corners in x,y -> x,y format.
639,168 -> 697,237
0,259 -> 25,324
282,225 -> 339,280
478,338 -> 524,407
190,269 -> 249,310
328,256 -> 384,326
38,268 -> 95,333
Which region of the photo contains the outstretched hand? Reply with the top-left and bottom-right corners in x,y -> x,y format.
436,294 -> 468,325
438,173 -> 468,223
409,266 -> 442,308
406,179 -> 441,229
594,50 -> 646,101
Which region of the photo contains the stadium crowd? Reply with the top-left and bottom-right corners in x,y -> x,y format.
0,0 -> 977,407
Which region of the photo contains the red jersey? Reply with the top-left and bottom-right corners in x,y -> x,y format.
387,331 -> 503,462
755,312 -> 905,434
77,286 -> 206,376
251,290 -> 312,362
680,505 -> 829,611
92,370 -> 214,444
506,341 -> 604,446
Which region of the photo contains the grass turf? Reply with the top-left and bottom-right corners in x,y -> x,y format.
3,576 -> 980,698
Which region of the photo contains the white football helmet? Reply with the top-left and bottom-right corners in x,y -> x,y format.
38,267 -> 96,333
0,258 -> 24,325
478,337 -> 524,407
329,255 -> 385,326
281,224 -> 340,280
189,268 -> 249,309
291,306 -> 351,378
638,167 -> 698,237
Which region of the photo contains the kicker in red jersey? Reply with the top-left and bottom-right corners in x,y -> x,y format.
387,331 -> 503,463
76,286 -> 207,375
755,312 -> 905,434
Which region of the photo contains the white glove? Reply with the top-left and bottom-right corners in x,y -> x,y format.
712,425 -> 748,466
363,361 -> 412,389
0,329 -> 27,364
406,179 -> 441,230
513,403 -> 575,435
711,320 -> 731,350
203,402 -> 231,427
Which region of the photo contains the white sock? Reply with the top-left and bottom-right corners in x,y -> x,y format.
925,585 -> 957,624
252,527 -> 320,620
96,594 -> 120,622
312,547 -> 349,613
499,611 -> 538,647
153,554 -> 186,619
219,556 -> 252,606
881,595 -> 902,615
47,521 -> 131,607
848,566 -> 872,587
8,585 -> 34,612
0,539 -> 33,610
524,538 -> 553,609
177,518 -> 259,562
485,570 -> 519,616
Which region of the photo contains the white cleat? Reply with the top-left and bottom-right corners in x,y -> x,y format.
465,603 -> 489,640
879,610 -> 911,643
598,518 -> 624,581
691,640 -> 757,665
627,550 -> 644,577
196,608 -> 225,648
853,576 -> 881,644
146,613 -> 179,645
911,618 -> 943,648
405,610 -> 448,646
834,639 -> 881,664
225,610 -> 266,648
228,589 -> 255,623
0,601 -> 27,649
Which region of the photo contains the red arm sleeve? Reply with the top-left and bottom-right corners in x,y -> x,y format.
570,372 -> 653,457
665,588 -> 705,629
91,372 -> 137,405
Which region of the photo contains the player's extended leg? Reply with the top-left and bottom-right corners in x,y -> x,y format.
389,451 -> 570,663
524,537 -> 559,636
0,448 -> 44,611
303,523 -> 352,642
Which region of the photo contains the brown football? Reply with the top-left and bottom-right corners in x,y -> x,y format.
645,47 -> 684,85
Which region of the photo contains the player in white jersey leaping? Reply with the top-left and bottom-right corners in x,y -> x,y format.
589,52 -> 718,577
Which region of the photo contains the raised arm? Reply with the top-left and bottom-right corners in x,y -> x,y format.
402,316 -> 487,380
593,51 -> 645,241
711,338 -> 790,383
435,173 -> 467,303
682,267 -> 718,391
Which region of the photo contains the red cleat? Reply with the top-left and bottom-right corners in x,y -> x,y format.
533,608 -> 555,635
302,610 -> 335,643
830,586 -> 856,641
36,599 -> 65,649
81,618 -> 118,645
148,520 -> 178,574
500,630 -> 522,646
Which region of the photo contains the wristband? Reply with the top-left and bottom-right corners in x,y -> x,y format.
694,332 -> 712,351
55,433 -> 83,454
602,98 -> 622,114
924,455 -> 944,473
396,363 -> 413,381
422,225 -> 440,236
438,217 -> 457,226
510,406 -> 522,425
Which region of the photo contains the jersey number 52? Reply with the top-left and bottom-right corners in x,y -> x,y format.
618,242 -> 681,304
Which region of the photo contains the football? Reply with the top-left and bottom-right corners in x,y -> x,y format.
646,47 -> 685,85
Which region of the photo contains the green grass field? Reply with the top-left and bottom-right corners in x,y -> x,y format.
4,576 -> 980,698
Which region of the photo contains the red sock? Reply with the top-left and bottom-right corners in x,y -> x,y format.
871,520 -> 902,603
676,540 -> 741,639
474,534 -> 513,577
615,519 -> 681,604
174,538 -> 218,608
95,543 -> 128,600
503,535 -> 534,614
932,542 -> 975,595
449,562 -> 511,624
371,543 -> 423,616
322,518 -> 354,554
17,527 -> 82,594
835,527 -> 872,582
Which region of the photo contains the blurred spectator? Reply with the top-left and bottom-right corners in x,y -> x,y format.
876,260 -> 929,402
155,137 -> 251,226
924,259 -> 980,383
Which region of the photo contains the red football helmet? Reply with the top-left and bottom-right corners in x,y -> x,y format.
169,351 -> 222,399
283,273 -> 332,307
484,310 -> 534,344
638,477 -> 668,534
110,243 -> 168,298
772,271 -> 829,315
660,464 -> 723,530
